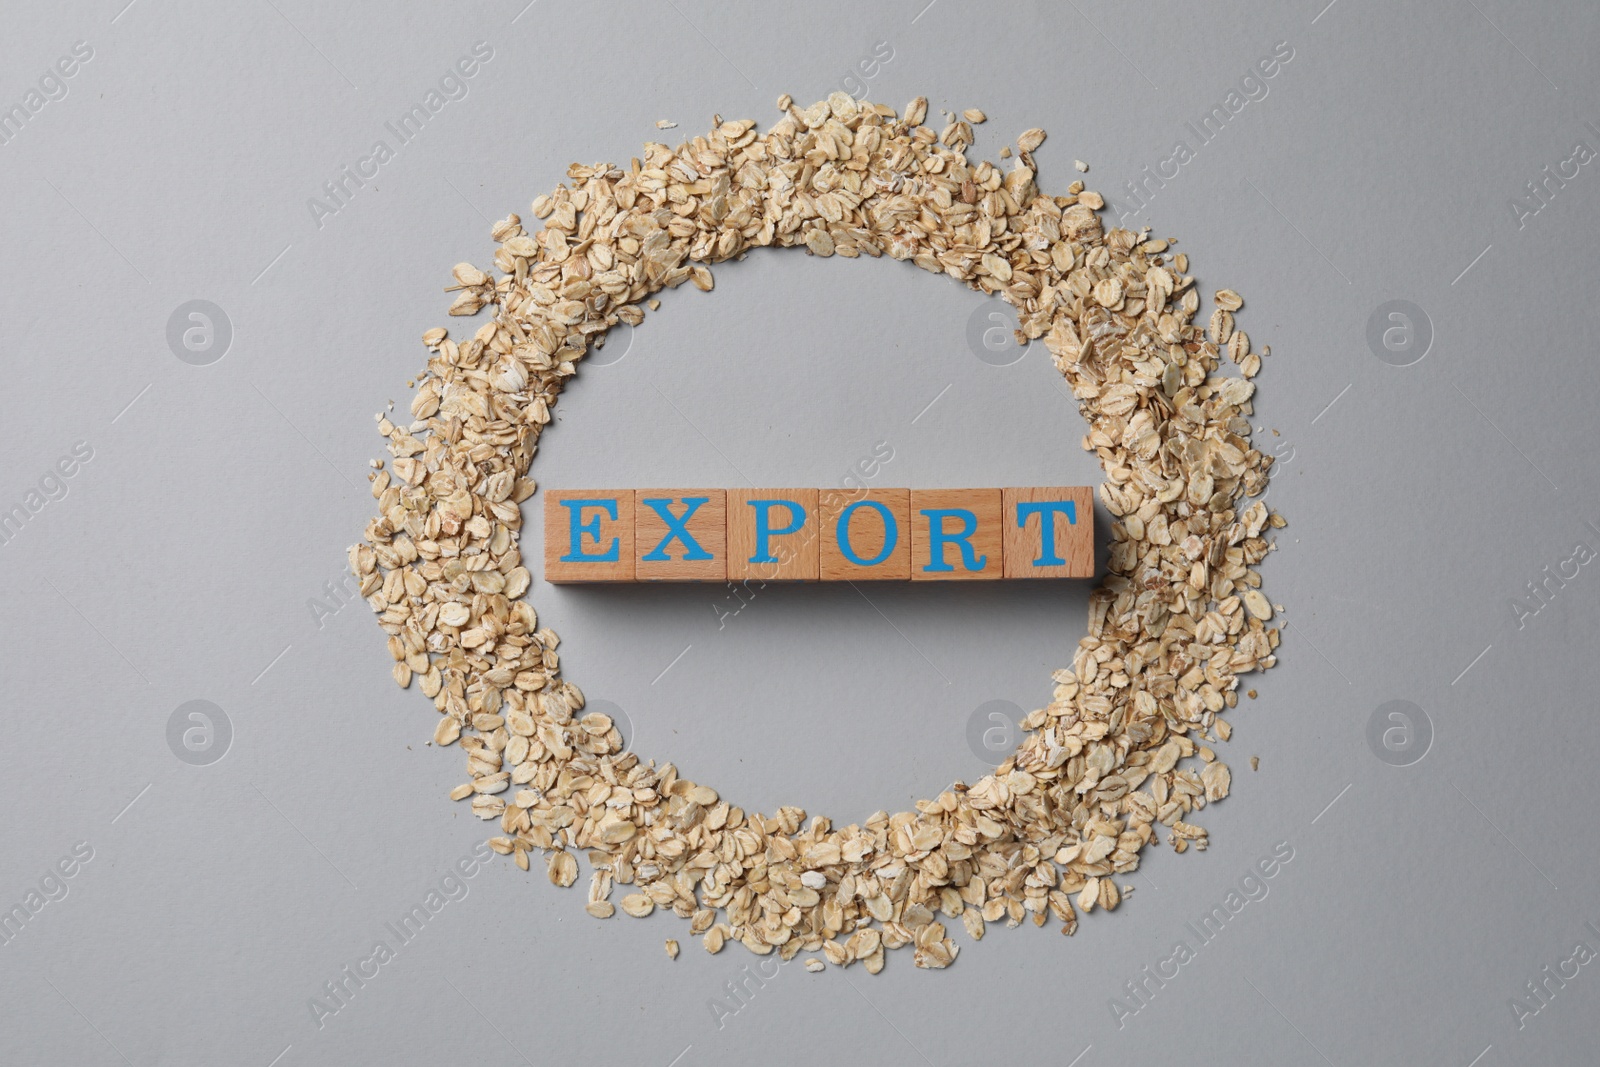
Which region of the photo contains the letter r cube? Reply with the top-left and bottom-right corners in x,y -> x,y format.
911,489 -> 1002,580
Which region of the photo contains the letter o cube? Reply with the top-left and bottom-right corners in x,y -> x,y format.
820,488 -> 910,580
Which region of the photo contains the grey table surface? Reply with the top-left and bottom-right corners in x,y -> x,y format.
3,0 -> 1598,1064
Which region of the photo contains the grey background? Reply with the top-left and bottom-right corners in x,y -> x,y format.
1,0 -> 1596,1064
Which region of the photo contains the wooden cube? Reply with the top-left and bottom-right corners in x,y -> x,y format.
910,489 -> 1002,581
1002,486 -> 1093,578
543,490 -> 635,583
635,489 -> 727,581
727,489 -> 820,581
819,488 -> 910,581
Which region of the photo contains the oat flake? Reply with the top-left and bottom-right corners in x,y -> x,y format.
355,96 -> 1284,972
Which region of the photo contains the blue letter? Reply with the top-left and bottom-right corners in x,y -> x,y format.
837,500 -> 897,567
747,499 -> 807,563
920,508 -> 986,572
559,499 -> 619,562
641,497 -> 713,561
742,502 -> 806,566
1016,500 -> 1078,566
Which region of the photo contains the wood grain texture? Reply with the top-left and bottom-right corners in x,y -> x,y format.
1002,486 -> 1093,578
543,490 -> 635,583
635,489 -> 727,581
727,489 -> 819,581
910,489 -> 1002,581
819,488 -> 910,581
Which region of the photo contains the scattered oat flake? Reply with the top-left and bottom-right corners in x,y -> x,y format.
963,108 -> 986,123
1074,159 -> 1089,172
665,939 -> 680,959
1251,756 -> 1260,771
656,120 -> 677,129
1242,588 -> 1273,621
804,958 -> 825,972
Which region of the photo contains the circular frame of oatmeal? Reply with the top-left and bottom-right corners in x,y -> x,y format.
354,93 -> 1284,972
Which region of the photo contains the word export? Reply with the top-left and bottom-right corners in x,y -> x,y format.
542,487 -> 1094,583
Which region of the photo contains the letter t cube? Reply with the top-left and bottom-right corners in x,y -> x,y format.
1002,487 -> 1093,578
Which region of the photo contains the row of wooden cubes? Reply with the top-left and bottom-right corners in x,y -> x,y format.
542,487 -> 1093,583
